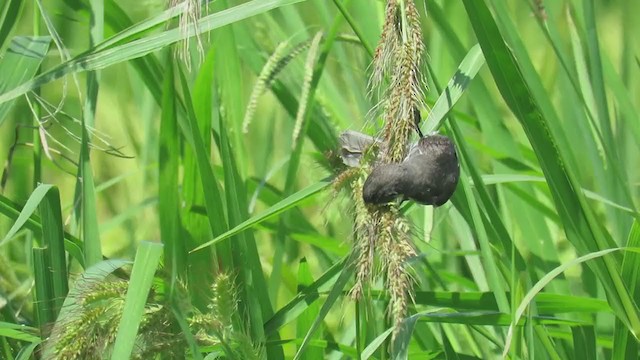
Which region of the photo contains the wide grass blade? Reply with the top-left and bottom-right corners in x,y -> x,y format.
1,184 -> 53,245
159,50 -> 186,287
0,36 -> 50,125
38,186 -> 68,315
32,248 -> 54,336
571,326 -> 596,360
462,0 -> 640,338
111,241 -> 163,360
296,258 -> 323,360
293,255 -> 354,360
422,44 -> 485,134
0,193 -> 84,265
0,323 -> 39,343
0,0 -> 24,50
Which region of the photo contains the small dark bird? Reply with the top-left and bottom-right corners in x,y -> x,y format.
338,130 -> 378,167
363,134 -> 460,206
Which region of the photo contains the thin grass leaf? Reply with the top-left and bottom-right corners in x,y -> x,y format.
1,184 -> 52,245
0,0 -> 309,106
170,302 -> 203,360
0,193 -> 84,265
441,326 -> 460,360
0,36 -> 50,125
211,21 -> 276,352
296,258 -> 323,360
15,342 -> 39,360
111,241 -> 163,360
180,48 -> 220,308
361,327 -> 393,360
0,323 -> 40,343
503,247 -> 627,357
477,174 -> 637,215
455,159 -> 509,311
77,123 -> 101,267
413,291 -> 611,314
265,255 -> 347,336
178,66 -> 227,238
191,180 -> 331,252
293,254 -> 354,360
613,220 -> 640,358
0,0 -> 24,50
159,50 -> 185,286
422,44 -> 484,133
462,0 -> 640,338
72,0 -> 104,269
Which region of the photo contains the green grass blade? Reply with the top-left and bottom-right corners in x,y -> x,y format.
361,328 -> 393,360
0,0 -> 24,50
613,220 -> 640,358
441,326 -> 460,360
265,255 -> 347,336
422,44 -> 484,133
211,26 -> 275,352
0,0 -> 309,106
169,302 -> 203,360
296,258 -> 323,360
177,67 -> 227,238
582,1 -> 613,149
413,291 -> 610,314
191,180 -> 331,252
15,342 -> 38,360
0,36 -> 50,125
111,241 -> 163,360
177,61 -> 230,310
0,322 -> 40,343
477,174 -> 636,215
78,124 -> 101,267
293,255 -> 354,360
455,159 -> 509,311
1,184 -> 52,245
503,247 -> 623,356
462,0 -> 640,337
72,0 -> 103,269
0,193 -> 84,266
571,326 -> 597,360
38,186 -> 68,315
32,247 -> 54,336
159,50 -> 186,286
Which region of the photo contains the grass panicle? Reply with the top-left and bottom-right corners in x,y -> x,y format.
43,271 -> 262,359
336,0 -> 426,339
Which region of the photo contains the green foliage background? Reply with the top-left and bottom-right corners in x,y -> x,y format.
0,0 -> 639,358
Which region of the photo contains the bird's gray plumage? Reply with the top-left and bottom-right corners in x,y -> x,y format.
362,134 -> 459,206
